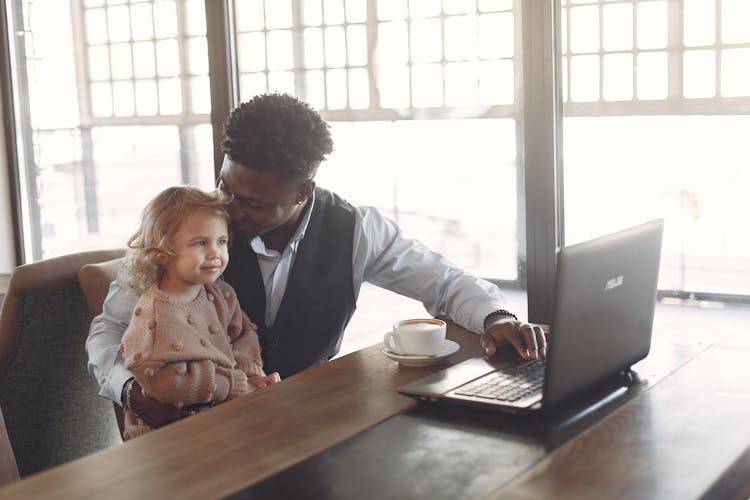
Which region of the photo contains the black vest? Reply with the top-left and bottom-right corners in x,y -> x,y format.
224,187 -> 357,379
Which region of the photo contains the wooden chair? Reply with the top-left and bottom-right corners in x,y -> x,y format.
0,250 -> 124,477
78,256 -> 127,439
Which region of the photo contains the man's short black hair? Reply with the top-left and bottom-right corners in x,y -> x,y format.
222,93 -> 333,181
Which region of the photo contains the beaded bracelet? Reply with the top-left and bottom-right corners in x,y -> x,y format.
483,309 -> 518,331
124,377 -> 140,419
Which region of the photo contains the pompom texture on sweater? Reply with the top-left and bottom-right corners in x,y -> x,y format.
120,279 -> 264,439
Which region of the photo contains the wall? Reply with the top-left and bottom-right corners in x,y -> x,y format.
0,95 -> 17,272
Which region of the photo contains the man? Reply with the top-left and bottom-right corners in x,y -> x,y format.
87,93 -> 547,428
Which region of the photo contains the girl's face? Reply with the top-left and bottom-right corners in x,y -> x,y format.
159,208 -> 229,297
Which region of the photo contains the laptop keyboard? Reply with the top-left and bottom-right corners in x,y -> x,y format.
454,359 -> 545,402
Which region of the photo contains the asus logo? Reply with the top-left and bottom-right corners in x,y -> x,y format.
605,275 -> 624,291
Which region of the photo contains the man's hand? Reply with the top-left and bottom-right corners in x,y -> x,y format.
480,317 -> 549,360
123,379 -> 207,427
248,372 -> 281,390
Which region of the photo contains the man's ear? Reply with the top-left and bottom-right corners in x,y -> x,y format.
299,180 -> 315,202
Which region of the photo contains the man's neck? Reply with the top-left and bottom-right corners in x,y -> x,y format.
261,201 -> 309,252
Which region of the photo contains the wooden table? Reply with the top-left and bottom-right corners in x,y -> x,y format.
1,325 -> 748,499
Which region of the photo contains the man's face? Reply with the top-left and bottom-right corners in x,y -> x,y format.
218,160 -> 311,240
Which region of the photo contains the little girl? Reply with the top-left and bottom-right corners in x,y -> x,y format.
119,185 -> 277,440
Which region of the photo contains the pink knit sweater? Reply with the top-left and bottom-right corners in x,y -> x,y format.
120,279 -> 264,439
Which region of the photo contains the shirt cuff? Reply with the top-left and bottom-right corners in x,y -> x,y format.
472,302 -> 516,334
105,364 -> 136,406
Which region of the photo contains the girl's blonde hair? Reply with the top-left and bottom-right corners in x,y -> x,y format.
120,185 -> 231,294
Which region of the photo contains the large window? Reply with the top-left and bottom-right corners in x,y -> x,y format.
231,0 -> 524,283
561,0 -> 750,298
3,0 -> 749,308
6,0 -> 214,261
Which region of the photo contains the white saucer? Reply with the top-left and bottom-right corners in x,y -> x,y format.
381,340 -> 460,367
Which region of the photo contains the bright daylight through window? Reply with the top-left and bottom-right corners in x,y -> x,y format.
4,0 -> 750,302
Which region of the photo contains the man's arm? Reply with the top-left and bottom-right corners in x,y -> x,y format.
85,280 -> 138,405
351,206 -> 548,359
351,206 -> 510,333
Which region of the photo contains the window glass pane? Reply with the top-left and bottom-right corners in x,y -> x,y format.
478,0 -> 512,11
156,39 -> 181,76
239,33 -> 267,72
88,46 -> 111,81
265,0 -> 293,29
445,62 -> 478,107
479,13 -> 514,59
91,82 -> 114,116
346,25 -> 368,66
241,72 -> 268,98
410,0 -> 441,18
637,1 -> 667,49
569,5 -> 599,53
237,0 -> 265,31
110,43 -> 133,79
377,0 -> 407,21
188,37 -> 209,75
345,0 -> 367,23
303,0 -> 322,26
185,0 -> 207,36
348,67 -> 369,109
191,75 -> 211,113
303,29 -> 324,68
377,21 -> 409,65
479,59 -> 513,105
268,71 -> 295,94
324,26 -> 347,68
443,0 -> 475,15
411,63 -> 443,107
602,53 -> 633,101
683,0 -> 715,47
410,18 -> 442,63
324,0 -> 345,25
132,42 -> 156,78
158,77 -> 182,114
266,30 -> 294,71
154,0 -> 178,38
721,0 -> 750,44
135,79 -> 159,115
130,3 -> 154,40
326,68 -> 348,109
305,70 -> 326,109
720,48 -> 750,97
636,51 -> 667,100
602,3 -> 632,51
683,50 -> 715,98
377,64 -> 410,108
569,55 -> 600,102
444,15 -> 478,61
107,5 -> 131,43
85,9 -> 108,44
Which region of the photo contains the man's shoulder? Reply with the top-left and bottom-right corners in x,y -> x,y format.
314,186 -> 355,212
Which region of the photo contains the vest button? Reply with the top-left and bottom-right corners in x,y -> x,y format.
267,337 -> 279,348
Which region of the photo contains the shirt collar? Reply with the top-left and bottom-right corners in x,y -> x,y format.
248,191 -> 316,257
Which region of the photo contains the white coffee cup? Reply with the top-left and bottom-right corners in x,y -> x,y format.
383,319 -> 447,356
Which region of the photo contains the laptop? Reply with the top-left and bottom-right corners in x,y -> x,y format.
397,219 -> 664,414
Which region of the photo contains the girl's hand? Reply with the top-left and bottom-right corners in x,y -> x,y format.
248,372 -> 281,389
